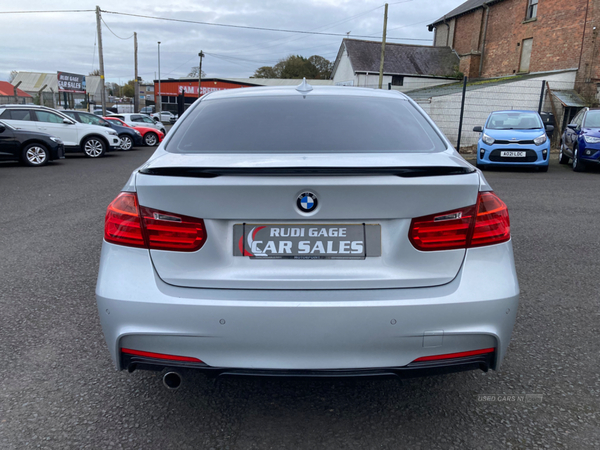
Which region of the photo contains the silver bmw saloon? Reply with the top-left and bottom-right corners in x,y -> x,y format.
96,83 -> 519,386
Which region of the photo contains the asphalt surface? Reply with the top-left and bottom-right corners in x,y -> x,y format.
0,149 -> 598,449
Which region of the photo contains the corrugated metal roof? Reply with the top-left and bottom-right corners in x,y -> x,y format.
0,81 -> 31,98
550,90 -> 586,108
429,0 -> 505,29
341,39 -> 459,77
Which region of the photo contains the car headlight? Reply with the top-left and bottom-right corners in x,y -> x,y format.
134,130 -> 142,136
533,134 -> 547,146
482,133 -> 495,145
107,130 -> 118,136
583,135 -> 600,144
49,137 -> 63,144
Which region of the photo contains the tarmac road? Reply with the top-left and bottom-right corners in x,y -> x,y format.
0,149 -> 598,449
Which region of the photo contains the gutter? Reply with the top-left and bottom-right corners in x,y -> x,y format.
479,3 -> 491,77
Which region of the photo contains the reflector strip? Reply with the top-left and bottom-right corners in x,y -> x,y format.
121,348 -> 203,363
412,347 -> 495,362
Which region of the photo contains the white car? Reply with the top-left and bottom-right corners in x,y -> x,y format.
0,105 -> 120,157
151,111 -> 177,124
111,113 -> 167,134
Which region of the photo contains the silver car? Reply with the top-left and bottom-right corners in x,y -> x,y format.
96,83 -> 519,389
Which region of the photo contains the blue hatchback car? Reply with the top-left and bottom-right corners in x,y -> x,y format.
474,110 -> 553,172
560,107 -> 600,172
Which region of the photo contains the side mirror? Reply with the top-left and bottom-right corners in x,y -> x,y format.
545,125 -> 554,132
473,126 -> 483,133
567,123 -> 578,130
0,124 -> 5,133
63,118 -> 74,124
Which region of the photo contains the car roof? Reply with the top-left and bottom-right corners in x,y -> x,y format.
488,110 -> 540,114
201,85 -> 410,101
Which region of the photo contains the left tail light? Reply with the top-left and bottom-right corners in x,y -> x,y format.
104,192 -> 207,252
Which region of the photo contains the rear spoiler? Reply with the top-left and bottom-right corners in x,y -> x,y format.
138,166 -> 475,178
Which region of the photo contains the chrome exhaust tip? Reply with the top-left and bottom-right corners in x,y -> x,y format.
163,371 -> 182,390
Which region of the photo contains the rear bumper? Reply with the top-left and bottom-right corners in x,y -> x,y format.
96,241 -> 519,375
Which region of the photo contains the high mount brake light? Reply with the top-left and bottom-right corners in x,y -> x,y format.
104,192 -> 207,252
409,192 -> 510,251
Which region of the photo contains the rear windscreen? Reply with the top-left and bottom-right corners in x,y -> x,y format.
166,95 -> 446,153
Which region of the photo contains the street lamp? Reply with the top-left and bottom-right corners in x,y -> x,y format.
157,41 -> 161,114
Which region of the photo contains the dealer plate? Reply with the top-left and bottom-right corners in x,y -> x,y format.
233,224 -> 381,259
500,151 -> 526,157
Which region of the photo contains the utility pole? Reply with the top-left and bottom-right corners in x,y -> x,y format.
198,51 -> 204,98
96,6 -> 106,116
134,32 -> 139,113
378,3 -> 389,90
157,41 -> 161,113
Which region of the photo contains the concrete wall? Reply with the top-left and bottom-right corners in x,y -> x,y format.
413,71 -> 577,149
332,48 -> 356,86
353,73 -> 456,91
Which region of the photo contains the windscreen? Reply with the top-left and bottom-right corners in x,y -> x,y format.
167,95 -> 446,153
486,112 -> 542,130
583,110 -> 600,128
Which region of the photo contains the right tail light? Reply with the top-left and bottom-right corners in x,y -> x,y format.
409,192 -> 510,251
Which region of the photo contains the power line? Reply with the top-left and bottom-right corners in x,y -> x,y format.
100,9 -> 431,41
101,17 -> 134,40
0,9 -> 94,14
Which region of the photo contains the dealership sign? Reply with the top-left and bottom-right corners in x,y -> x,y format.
57,72 -> 86,94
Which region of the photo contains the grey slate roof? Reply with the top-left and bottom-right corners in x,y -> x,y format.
428,0 -> 505,29
341,39 -> 459,77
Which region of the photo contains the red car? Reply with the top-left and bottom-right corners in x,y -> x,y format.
103,117 -> 164,146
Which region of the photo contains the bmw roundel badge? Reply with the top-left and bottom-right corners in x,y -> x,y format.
297,192 -> 318,212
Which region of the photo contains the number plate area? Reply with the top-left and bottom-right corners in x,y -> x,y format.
233,224 -> 381,259
500,151 -> 526,157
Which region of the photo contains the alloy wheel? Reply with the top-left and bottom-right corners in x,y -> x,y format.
120,136 -> 133,151
26,146 -> 48,165
84,139 -> 104,157
144,133 -> 158,146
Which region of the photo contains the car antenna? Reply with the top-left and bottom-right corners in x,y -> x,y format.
296,78 -> 313,94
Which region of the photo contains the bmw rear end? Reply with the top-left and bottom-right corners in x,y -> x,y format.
96,85 -> 519,385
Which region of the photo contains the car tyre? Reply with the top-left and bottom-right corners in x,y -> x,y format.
82,137 -> 106,158
559,142 -> 569,164
22,143 -> 49,167
572,147 -> 585,172
119,135 -> 133,151
144,132 -> 158,146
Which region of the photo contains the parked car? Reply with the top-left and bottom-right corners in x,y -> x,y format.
0,105 -> 120,158
96,84 -> 519,389
140,106 -> 155,115
560,107 -> 600,172
93,106 -> 118,116
63,110 -> 143,151
110,113 -> 167,135
0,120 -> 65,166
151,111 -> 177,124
474,110 -> 553,172
103,117 -> 164,146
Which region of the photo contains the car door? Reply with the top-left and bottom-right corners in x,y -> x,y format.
0,122 -> 20,160
34,110 -> 79,147
0,109 -> 38,133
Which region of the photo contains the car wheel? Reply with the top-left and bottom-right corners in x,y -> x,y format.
572,147 -> 585,172
144,132 -> 158,146
119,135 -> 133,151
22,143 -> 49,167
82,137 -> 106,158
559,142 -> 569,164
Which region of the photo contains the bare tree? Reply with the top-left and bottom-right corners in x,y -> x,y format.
187,66 -> 206,78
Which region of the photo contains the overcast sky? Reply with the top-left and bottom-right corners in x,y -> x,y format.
1,0 -> 464,84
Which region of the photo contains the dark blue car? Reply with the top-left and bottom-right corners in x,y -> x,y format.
560,107 -> 600,172
63,110 -> 143,151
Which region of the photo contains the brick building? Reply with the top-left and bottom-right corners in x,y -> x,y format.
429,0 -> 600,101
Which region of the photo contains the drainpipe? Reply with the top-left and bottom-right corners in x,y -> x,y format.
479,3 -> 490,78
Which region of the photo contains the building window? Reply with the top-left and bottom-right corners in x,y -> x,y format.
526,0 -> 538,20
391,75 -> 404,86
519,38 -> 533,72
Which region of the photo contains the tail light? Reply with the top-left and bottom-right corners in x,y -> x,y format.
409,191 -> 510,251
104,192 -> 206,252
